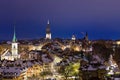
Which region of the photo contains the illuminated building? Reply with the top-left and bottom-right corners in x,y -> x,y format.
106,54 -> 119,75
26,64 -> 42,78
46,20 -> 51,40
1,27 -> 20,61
71,35 -> 76,41
11,27 -> 20,60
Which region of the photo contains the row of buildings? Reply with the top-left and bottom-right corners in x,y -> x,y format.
0,20 -> 120,80
1,19 -> 82,61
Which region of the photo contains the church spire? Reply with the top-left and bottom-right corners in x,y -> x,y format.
12,26 -> 17,42
46,19 -> 51,33
47,19 -> 49,24
85,32 -> 88,41
46,19 -> 51,39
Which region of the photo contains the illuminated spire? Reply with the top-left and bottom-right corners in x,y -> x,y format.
46,19 -> 51,33
47,19 -> 49,24
12,26 -> 17,42
46,19 -> 51,39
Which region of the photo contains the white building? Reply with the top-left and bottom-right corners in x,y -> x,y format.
1,27 -> 20,61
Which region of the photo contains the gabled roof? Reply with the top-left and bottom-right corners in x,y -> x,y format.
4,52 -> 12,56
1,49 -> 11,56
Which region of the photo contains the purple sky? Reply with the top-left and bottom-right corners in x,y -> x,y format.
0,0 -> 120,40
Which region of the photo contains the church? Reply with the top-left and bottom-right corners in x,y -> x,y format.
29,20 -> 52,51
1,27 -> 20,61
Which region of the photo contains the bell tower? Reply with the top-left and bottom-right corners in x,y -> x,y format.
11,26 -> 18,58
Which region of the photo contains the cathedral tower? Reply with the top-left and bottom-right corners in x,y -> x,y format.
85,32 -> 88,41
11,27 -> 18,58
46,20 -> 51,39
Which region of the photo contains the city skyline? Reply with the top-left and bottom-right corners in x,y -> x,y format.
0,0 -> 120,40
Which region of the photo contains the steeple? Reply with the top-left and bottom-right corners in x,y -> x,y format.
46,20 -> 50,33
11,26 -> 19,60
46,19 -> 51,39
85,32 -> 88,41
12,26 -> 17,42
47,19 -> 49,24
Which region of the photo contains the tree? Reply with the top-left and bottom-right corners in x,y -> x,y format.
28,74 -> 39,80
93,42 -> 113,61
40,71 -> 53,80
59,63 -> 80,80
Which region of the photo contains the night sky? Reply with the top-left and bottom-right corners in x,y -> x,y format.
0,0 -> 120,40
